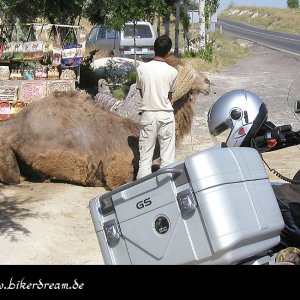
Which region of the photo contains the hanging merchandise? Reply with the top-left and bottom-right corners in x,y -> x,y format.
51,44 -> 62,66
11,41 -> 23,61
61,44 -> 83,67
61,27 -> 83,68
43,25 -> 61,65
1,43 -> 12,62
23,41 -> 44,61
10,26 -> 23,62
23,25 -> 44,61
0,27 -> 6,62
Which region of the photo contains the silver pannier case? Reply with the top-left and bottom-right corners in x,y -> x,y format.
89,147 -> 284,265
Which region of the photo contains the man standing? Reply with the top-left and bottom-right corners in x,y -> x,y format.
136,35 -> 178,179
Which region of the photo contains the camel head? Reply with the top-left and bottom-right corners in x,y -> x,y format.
165,55 -> 210,102
191,71 -> 210,96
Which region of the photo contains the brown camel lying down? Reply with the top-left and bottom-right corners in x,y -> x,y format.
0,58 -> 210,190
0,91 -> 141,189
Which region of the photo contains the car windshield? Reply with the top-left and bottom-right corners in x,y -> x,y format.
97,28 -> 106,39
106,30 -> 118,39
124,24 -> 153,38
88,27 -> 98,40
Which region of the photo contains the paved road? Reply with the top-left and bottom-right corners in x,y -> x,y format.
197,43 -> 300,132
217,19 -> 300,57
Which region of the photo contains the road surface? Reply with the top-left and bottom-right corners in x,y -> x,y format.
217,19 -> 300,57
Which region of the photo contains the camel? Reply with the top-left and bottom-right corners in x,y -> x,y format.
0,58 -> 210,190
0,91 -> 141,189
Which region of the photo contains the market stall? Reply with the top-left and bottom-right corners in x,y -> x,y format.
0,23 -> 83,120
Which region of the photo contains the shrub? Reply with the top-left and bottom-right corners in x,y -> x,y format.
287,0 -> 299,9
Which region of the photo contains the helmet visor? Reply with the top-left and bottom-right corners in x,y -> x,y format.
209,118 -> 233,145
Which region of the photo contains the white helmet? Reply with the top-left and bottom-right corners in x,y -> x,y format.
207,89 -> 268,147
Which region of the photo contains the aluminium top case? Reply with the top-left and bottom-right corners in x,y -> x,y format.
90,146 -> 284,265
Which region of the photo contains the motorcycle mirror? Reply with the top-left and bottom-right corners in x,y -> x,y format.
287,77 -> 300,128
295,100 -> 300,114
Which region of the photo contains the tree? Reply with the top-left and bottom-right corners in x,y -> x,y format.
198,0 -> 206,48
174,1 -> 181,55
0,0 -> 89,42
205,0 -> 219,42
197,0 -> 219,49
100,0 -> 168,66
163,0 -> 178,38
0,0 -> 88,25
181,0 -> 190,50
287,0 -> 299,8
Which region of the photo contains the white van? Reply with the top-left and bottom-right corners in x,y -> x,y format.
86,21 -> 156,60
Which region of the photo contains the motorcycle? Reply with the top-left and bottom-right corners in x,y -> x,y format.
89,78 -> 300,265
207,76 -> 300,260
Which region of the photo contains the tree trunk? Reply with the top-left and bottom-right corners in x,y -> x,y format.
157,14 -> 161,37
206,12 -> 211,43
133,21 -> 137,68
164,12 -> 170,37
198,0 -> 206,49
183,0 -> 189,51
174,1 -> 180,56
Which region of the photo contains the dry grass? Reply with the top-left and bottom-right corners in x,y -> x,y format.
220,6 -> 300,35
182,32 -> 251,73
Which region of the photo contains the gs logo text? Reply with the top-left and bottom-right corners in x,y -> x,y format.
136,198 -> 152,209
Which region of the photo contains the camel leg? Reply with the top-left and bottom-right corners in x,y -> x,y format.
103,152 -> 134,190
0,144 -> 20,184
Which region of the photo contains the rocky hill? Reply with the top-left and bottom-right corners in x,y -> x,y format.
219,6 -> 300,35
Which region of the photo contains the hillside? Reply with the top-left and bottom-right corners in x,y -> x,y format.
219,6 -> 300,35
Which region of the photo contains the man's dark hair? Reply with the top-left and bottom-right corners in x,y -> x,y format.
154,35 -> 172,58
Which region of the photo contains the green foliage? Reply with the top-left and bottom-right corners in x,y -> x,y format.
206,0 -> 220,15
0,0 -> 87,26
103,0 -> 168,30
78,53 -> 136,97
287,0 -> 299,8
100,58 -> 137,98
111,87 -> 126,100
188,0 -> 198,10
126,71 -> 137,86
180,3 -> 190,32
78,52 -> 99,94
101,59 -> 122,85
183,41 -> 214,62
85,0 -> 111,25
205,0 -> 220,29
102,61 -> 137,86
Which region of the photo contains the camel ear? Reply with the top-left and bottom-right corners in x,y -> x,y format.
0,144 -> 20,184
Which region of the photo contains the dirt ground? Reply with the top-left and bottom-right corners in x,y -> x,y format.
0,42 -> 299,265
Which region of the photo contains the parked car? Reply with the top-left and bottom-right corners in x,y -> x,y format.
85,21 -> 156,60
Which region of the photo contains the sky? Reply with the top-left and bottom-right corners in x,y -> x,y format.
217,0 -> 287,15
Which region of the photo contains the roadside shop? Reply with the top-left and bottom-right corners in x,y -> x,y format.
0,23 -> 84,120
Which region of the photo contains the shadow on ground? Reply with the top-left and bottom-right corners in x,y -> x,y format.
0,188 -> 38,241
